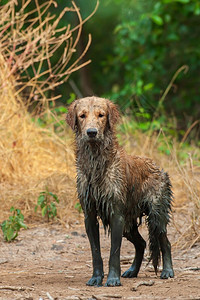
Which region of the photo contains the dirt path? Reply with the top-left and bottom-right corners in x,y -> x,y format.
0,220 -> 199,300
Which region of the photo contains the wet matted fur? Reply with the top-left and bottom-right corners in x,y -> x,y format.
66,96 -> 174,287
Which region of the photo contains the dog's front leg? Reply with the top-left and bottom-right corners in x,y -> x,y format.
85,212 -> 104,286
105,213 -> 124,287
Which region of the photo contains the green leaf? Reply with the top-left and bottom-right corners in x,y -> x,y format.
37,194 -> 45,205
151,15 -> 163,26
1,220 -> 7,230
49,192 -> 59,202
75,202 -> 82,214
195,2 -> 200,15
66,93 -> 76,105
58,106 -> 67,113
163,0 -> 190,3
6,227 -> 15,242
175,0 -> 190,3
10,207 -> 15,212
165,149 -> 171,156
144,83 -> 154,91
41,206 -> 47,217
16,209 -> 21,215
18,221 -> 28,229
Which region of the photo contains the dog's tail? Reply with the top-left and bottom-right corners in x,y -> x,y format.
146,172 -> 173,273
146,210 -> 162,273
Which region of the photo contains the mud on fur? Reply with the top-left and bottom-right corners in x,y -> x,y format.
66,96 -> 174,287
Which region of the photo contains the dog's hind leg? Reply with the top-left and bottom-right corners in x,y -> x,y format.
146,201 -> 174,279
105,213 -> 124,287
159,232 -> 174,279
85,212 -> 104,286
122,223 -> 146,278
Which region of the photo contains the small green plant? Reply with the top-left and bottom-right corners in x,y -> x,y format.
74,202 -> 82,214
1,207 -> 27,242
35,188 -> 59,222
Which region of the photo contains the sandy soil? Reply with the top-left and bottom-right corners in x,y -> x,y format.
0,216 -> 199,300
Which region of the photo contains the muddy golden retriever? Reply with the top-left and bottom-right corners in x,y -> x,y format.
66,96 -> 174,287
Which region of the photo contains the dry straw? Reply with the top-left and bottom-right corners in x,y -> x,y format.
0,51 -> 77,221
0,0 -> 99,224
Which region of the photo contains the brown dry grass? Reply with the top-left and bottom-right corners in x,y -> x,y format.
0,51 -> 77,224
0,0 -> 96,225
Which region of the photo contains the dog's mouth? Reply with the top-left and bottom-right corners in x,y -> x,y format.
86,135 -> 101,143
81,132 -> 103,144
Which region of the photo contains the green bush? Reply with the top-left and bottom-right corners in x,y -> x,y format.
77,0 -> 199,136
35,188 -> 59,222
1,207 -> 27,242
104,0 -> 200,123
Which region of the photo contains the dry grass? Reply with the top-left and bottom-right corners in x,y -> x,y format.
0,0 -> 96,225
0,51 -> 77,224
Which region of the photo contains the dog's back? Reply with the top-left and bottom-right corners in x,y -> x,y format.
122,154 -> 172,223
123,154 -> 173,271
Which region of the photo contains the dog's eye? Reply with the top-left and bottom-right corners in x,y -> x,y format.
99,113 -> 104,118
79,114 -> 86,119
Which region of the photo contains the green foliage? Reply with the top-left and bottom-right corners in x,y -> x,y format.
1,207 -> 27,242
104,0 -> 200,123
35,188 -> 59,222
74,202 -> 82,214
120,107 -> 178,137
76,0 -> 199,133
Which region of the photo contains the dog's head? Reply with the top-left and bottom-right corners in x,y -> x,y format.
66,97 -> 120,141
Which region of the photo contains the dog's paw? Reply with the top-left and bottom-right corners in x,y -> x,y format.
160,268 -> 174,279
105,277 -> 122,287
122,266 -> 138,278
86,275 -> 103,287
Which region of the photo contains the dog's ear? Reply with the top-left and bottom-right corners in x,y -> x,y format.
107,100 -> 120,129
66,100 -> 77,130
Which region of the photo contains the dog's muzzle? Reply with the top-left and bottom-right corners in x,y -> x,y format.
87,128 -> 98,138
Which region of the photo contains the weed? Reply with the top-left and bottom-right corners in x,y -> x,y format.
75,202 -> 82,214
35,188 -> 59,222
1,207 -> 27,242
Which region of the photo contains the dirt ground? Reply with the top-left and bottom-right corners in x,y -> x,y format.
0,213 -> 199,300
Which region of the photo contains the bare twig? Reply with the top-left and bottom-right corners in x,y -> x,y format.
131,280 -> 155,291
0,0 -> 96,107
156,65 -> 189,116
0,286 -> 34,291
95,295 -> 122,299
180,120 -> 200,145
46,292 -> 54,300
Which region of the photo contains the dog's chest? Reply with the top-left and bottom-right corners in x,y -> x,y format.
77,169 -> 126,229
77,158 -> 125,206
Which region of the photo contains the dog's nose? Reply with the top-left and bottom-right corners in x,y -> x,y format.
87,128 -> 97,138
